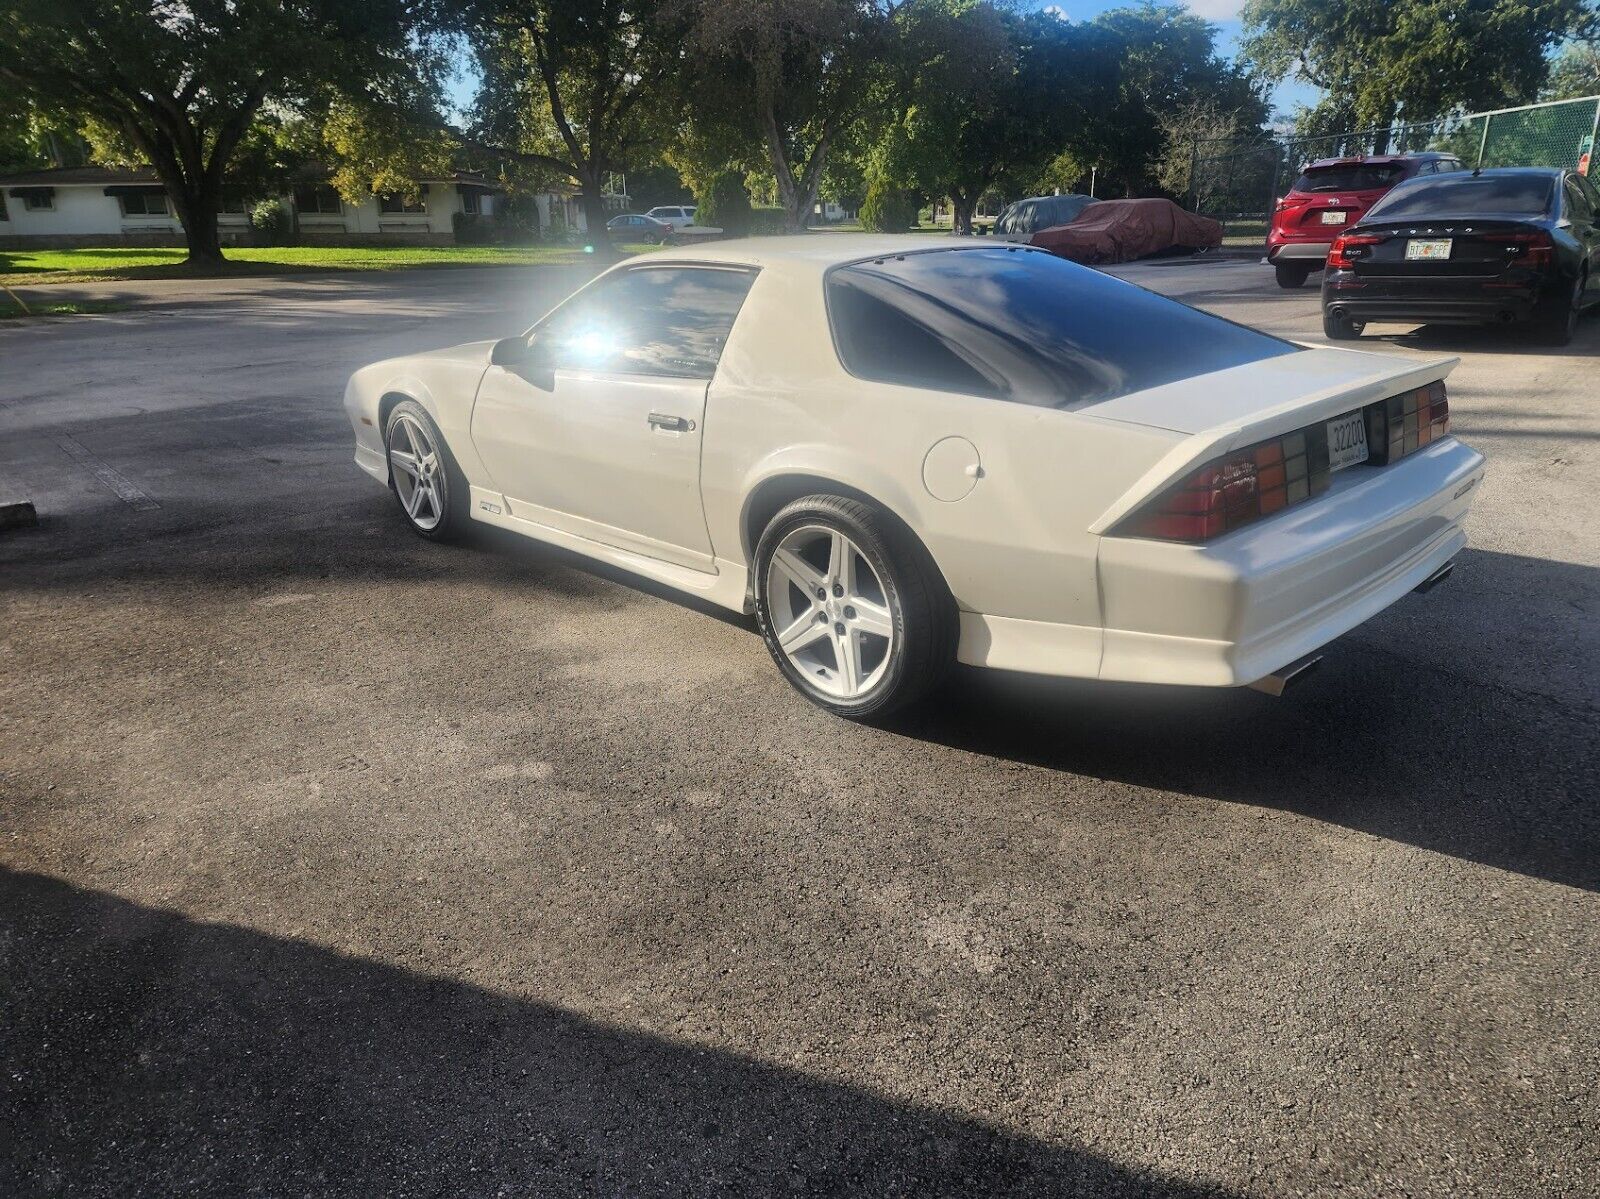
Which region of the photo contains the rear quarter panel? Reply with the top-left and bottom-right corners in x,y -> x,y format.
699,268 -> 1184,629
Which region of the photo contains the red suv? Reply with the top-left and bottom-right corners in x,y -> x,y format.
1268,153 -> 1463,288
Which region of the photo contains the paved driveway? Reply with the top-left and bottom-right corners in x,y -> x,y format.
1,258 -> 1596,1197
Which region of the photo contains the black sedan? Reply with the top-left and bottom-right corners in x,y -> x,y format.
605,212 -> 674,243
1321,167 -> 1600,345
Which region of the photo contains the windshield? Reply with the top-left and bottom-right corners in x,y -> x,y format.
1293,164 -> 1407,193
826,247 -> 1299,409
1366,174 -> 1556,220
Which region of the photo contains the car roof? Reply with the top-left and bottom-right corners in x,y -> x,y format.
623,234 -> 1020,276
1301,152 -> 1453,169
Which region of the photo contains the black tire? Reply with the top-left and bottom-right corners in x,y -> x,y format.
1537,272 -> 1583,347
1275,262 -> 1313,289
383,399 -> 470,543
753,494 -> 956,720
1323,309 -> 1363,341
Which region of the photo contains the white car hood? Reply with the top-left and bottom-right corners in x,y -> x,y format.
399,340 -> 497,368
1079,347 -> 1458,437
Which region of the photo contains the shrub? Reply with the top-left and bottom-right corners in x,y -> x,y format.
249,198 -> 292,245
695,172 -> 753,236
859,181 -> 917,233
750,206 -> 788,236
493,192 -> 543,244
453,211 -> 493,245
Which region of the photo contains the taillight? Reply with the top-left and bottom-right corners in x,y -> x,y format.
1121,430 -> 1330,543
1327,233 -> 1382,269
1501,230 -> 1554,267
1377,380 -> 1450,461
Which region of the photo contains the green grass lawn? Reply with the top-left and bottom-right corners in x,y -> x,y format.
0,242 -> 660,287
0,297 -> 127,320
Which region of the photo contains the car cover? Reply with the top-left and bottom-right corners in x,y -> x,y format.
1029,198 -> 1223,264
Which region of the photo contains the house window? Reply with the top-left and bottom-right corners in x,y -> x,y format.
294,185 -> 342,215
378,191 -> 426,214
0,191 -> 7,221
16,188 -> 54,211
461,188 -> 482,216
218,187 -> 251,214
119,190 -> 168,217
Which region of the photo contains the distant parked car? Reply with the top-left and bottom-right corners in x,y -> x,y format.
1269,153 -> 1463,288
1321,166 -> 1600,345
1029,198 -> 1223,264
607,213 -> 673,243
645,205 -> 697,230
993,194 -> 1098,242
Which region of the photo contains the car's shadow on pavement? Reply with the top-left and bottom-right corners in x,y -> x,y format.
0,867 -> 1232,1198
883,548 -> 1598,896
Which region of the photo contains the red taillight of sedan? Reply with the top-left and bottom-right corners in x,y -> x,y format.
1124,429 -> 1331,543
1326,233 -> 1384,269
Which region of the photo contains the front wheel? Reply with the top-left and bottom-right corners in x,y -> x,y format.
1275,262 -> 1313,289
384,400 -> 469,542
1323,309 -> 1363,340
754,495 -> 955,719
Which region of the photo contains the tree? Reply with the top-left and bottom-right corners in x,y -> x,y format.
1243,0 -> 1586,132
685,0 -> 890,232
1091,2 -> 1266,195
870,3 -> 1122,233
0,0 -> 442,266
460,0 -> 680,247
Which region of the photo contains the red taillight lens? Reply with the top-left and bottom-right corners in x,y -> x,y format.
1327,233 -> 1382,269
1501,230 -> 1554,267
1123,430 -> 1331,543
1382,380 -> 1450,460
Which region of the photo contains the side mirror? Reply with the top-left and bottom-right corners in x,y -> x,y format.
490,336 -> 531,367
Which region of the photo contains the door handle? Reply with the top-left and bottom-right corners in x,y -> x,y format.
648,412 -> 694,432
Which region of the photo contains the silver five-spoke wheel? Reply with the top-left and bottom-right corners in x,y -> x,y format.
764,524 -> 895,700
388,412 -> 444,531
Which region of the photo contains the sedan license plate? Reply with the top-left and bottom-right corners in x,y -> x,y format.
1319,210 -> 1347,225
1405,238 -> 1452,261
1327,411 -> 1369,472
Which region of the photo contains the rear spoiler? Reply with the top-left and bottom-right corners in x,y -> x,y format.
1087,352 -> 1459,536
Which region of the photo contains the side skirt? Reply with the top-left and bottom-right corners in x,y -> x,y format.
467,486 -> 750,614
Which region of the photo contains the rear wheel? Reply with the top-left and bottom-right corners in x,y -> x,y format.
1323,309 -> 1364,341
1537,272 -> 1583,346
1275,262 -> 1313,289
754,495 -> 955,719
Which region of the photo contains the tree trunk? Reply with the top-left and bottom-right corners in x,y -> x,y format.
169,178 -> 225,268
951,194 -> 975,236
579,172 -> 614,257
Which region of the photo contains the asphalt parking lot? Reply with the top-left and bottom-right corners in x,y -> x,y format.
2,255 -> 1596,1197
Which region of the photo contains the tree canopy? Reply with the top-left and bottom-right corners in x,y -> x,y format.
1243,0 -> 1586,131
0,0 -> 443,264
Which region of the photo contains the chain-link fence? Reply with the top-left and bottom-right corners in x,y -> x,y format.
1189,95 -> 1600,245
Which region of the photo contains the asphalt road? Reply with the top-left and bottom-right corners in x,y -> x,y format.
2,256 -> 1596,1198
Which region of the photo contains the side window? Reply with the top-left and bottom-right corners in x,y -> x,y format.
1564,178 -> 1594,224
536,266 -> 757,378
1574,172 -> 1600,214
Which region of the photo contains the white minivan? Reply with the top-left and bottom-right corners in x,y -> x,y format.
645,205 -> 698,230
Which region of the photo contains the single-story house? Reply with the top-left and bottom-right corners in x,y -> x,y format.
0,165 -> 608,248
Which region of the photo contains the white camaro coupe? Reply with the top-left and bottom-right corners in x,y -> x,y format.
345,236 -> 1485,717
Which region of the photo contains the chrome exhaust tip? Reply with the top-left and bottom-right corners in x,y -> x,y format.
1414,559 -> 1455,594
1247,653 -> 1323,697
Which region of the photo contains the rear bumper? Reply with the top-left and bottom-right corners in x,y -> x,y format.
1091,438 -> 1486,687
1323,292 -> 1540,325
1269,241 -> 1333,261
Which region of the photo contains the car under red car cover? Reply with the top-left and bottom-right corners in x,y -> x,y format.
1029,198 -> 1224,264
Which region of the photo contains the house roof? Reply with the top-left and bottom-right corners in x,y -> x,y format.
0,165 -> 160,187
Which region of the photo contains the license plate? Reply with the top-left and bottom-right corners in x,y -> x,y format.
1319,210 -> 1347,225
1405,238 -> 1452,260
1327,411 -> 1369,472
